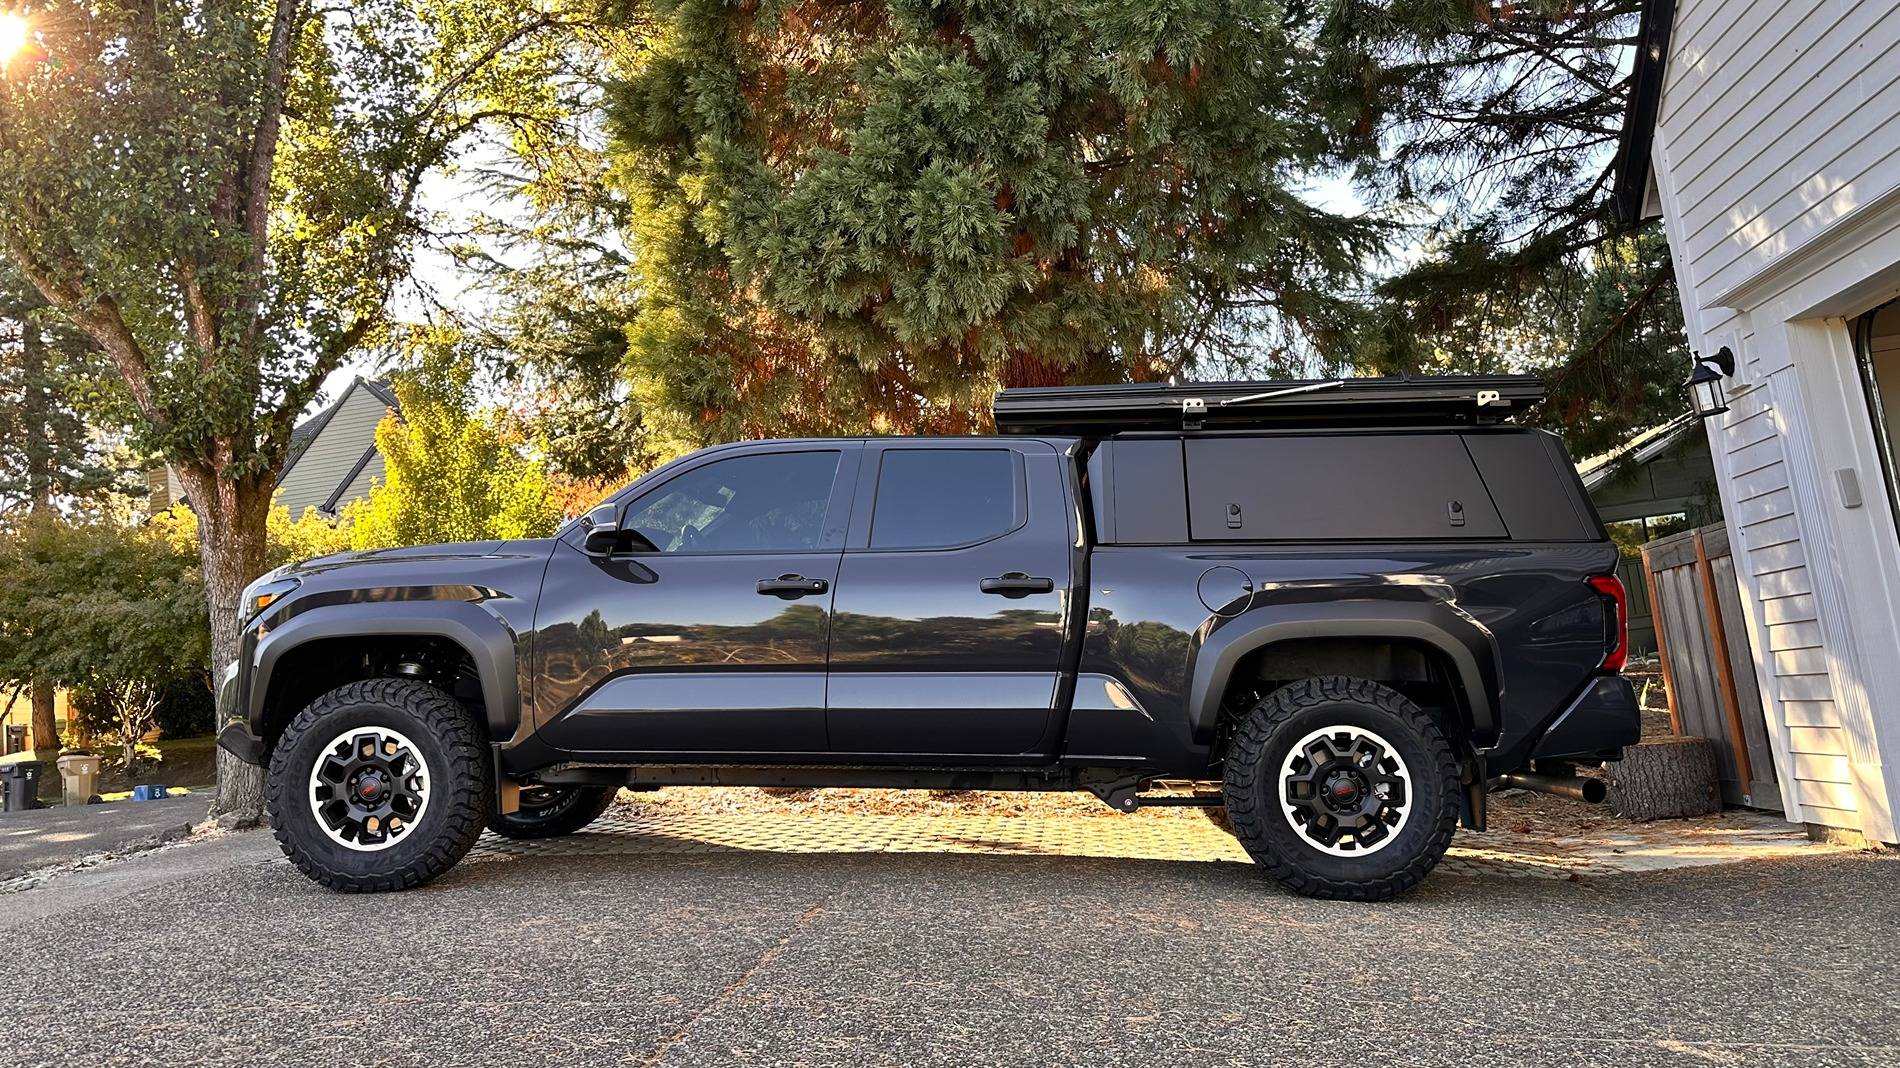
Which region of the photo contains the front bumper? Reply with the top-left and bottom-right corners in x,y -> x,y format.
1530,675 -> 1643,762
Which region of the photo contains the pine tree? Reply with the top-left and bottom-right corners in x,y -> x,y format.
1320,0 -> 1685,454
1,267 -> 130,759
604,0 -> 1382,452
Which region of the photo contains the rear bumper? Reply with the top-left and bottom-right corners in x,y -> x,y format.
1529,675 -> 1642,762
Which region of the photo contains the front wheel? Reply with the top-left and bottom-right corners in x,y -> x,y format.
487,785 -> 617,839
266,678 -> 491,892
1222,676 -> 1460,901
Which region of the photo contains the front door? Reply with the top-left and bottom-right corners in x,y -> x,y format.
534,445 -> 859,759
826,440 -> 1075,758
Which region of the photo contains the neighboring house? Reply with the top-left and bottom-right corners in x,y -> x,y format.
1617,0 -> 1900,843
1577,413 -> 1722,656
152,376 -> 399,519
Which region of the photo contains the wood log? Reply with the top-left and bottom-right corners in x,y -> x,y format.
1605,735 -> 1722,820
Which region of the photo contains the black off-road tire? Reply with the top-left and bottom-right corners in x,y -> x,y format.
266,678 -> 491,893
1222,676 -> 1460,901
487,785 -> 617,839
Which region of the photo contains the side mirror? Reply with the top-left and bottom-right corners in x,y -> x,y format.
581,503 -> 621,555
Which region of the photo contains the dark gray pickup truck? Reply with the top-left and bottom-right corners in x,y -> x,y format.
219,375 -> 1638,900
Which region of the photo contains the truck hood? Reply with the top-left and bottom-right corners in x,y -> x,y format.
286,539 -> 545,577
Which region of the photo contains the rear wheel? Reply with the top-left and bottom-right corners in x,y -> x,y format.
266,678 -> 490,892
1222,676 -> 1460,901
487,785 -> 617,839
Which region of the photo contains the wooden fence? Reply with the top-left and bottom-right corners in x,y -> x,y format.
1641,523 -> 1783,810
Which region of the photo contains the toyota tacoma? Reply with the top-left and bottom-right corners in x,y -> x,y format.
218,375 -> 1639,900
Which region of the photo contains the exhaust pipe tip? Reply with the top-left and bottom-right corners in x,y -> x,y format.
1497,771 -> 1609,805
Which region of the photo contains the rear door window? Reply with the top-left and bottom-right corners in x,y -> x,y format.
1184,434 -> 1506,540
869,449 -> 1022,549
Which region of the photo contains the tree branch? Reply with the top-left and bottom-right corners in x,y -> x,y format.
242,0 -> 307,281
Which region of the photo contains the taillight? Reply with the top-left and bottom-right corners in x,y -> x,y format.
1588,575 -> 1629,672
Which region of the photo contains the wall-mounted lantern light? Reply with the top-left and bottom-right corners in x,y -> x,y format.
1688,345 -> 1735,419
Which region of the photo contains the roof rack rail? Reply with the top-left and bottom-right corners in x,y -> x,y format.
992,374 -> 1544,435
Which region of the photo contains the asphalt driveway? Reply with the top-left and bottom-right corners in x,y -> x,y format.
3,826 -> 1897,1067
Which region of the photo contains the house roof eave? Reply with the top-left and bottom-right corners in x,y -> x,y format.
1611,0 -> 1677,228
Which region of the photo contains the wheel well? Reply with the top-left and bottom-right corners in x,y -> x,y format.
258,636 -> 488,755
1217,636 -> 1475,745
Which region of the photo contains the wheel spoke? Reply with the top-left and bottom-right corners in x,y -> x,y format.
306,726 -> 432,853
1279,723 -> 1415,859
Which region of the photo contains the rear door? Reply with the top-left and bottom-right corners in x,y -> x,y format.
826,439 -> 1075,758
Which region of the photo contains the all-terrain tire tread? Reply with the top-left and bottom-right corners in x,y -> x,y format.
266,678 -> 491,893
1221,675 -> 1460,902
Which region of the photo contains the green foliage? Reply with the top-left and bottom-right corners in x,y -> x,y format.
267,504 -> 354,568
344,339 -> 564,549
0,511 -> 209,760
0,0 -> 583,479
604,0 -> 1382,450
1320,0 -> 1687,454
0,266 -> 131,518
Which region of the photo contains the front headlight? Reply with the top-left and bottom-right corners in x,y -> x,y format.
239,571 -> 301,624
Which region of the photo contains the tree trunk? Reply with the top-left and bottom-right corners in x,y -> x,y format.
21,316 -> 62,768
177,461 -> 273,819
1605,735 -> 1722,821
29,679 -> 57,761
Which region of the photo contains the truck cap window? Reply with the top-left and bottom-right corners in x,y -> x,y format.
624,451 -> 840,554
870,449 -> 1019,549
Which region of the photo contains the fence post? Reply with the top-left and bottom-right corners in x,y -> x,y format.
1640,543 -> 1684,735
1692,527 -> 1756,793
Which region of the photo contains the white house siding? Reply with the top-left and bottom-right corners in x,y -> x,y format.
274,382 -> 394,517
1648,0 -> 1900,841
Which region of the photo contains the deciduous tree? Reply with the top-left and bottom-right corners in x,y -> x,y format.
0,511 -> 208,769
0,0 -> 582,814
344,342 -> 564,549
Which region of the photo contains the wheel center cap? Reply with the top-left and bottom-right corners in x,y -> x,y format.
358,771 -> 385,800
1323,771 -> 1363,808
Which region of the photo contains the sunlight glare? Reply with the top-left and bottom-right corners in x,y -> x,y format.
0,14 -> 28,68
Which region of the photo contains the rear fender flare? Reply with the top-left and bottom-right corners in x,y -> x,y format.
249,601 -> 520,742
1186,601 -> 1499,743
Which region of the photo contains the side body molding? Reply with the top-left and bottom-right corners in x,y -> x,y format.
249,601 -> 522,740
1186,600 -> 1501,743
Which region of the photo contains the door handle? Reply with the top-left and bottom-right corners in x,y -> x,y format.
757,574 -> 829,598
980,572 -> 1056,597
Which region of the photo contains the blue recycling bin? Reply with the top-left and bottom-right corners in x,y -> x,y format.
129,784 -> 170,801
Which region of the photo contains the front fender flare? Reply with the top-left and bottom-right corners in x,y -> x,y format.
1186,600 -> 1500,743
248,601 -> 521,742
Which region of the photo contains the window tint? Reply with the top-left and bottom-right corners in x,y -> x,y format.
870,449 -> 1019,549
624,451 -> 839,554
